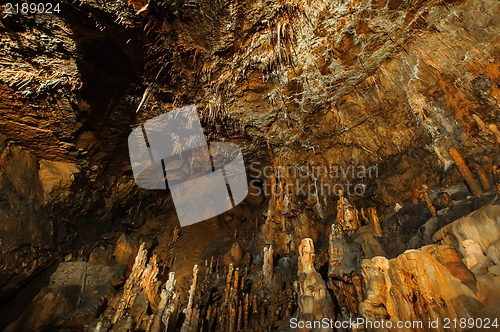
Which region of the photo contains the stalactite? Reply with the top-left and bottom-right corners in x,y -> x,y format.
489,123 -> 500,144
472,114 -> 488,132
367,207 -> 382,236
335,190 -> 361,234
449,147 -> 483,197
471,163 -> 491,190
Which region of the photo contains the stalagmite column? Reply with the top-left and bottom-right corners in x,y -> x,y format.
151,288 -> 168,332
297,238 -> 335,330
367,207 -> 382,237
449,147 -> 483,197
328,221 -> 364,317
243,293 -> 250,330
113,243 -> 148,324
228,267 -> 239,332
152,272 -> 177,332
141,255 -> 160,311
237,300 -> 243,331
181,265 -> 199,332
419,186 -> 437,218
224,264 -> 234,307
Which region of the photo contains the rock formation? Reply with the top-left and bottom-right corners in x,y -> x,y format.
297,238 -> 335,331
1,0 -> 500,330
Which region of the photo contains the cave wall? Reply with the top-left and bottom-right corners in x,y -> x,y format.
0,0 -> 499,330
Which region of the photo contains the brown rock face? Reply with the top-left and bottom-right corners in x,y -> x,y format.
360,245 -> 482,330
1,0 -> 500,330
359,203 -> 500,331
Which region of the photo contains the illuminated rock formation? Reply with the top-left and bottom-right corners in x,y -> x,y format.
1,0 -> 500,330
297,238 -> 335,330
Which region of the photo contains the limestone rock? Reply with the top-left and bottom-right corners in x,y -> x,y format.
223,243 -> 244,266
488,265 -> 500,276
360,245 -> 483,331
113,234 -> 137,266
4,286 -> 80,332
89,247 -> 114,265
486,239 -> 500,266
38,159 -> 80,203
461,239 -> 489,269
433,205 -> 500,253
296,238 -> 335,330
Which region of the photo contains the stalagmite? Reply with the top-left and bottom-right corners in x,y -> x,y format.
151,272 -> 177,332
297,238 -> 335,330
367,207 -> 382,237
252,294 -> 258,316
262,245 -> 274,287
435,191 -> 454,209
181,265 -> 199,332
243,293 -> 249,330
328,221 -> 363,317
141,255 -> 160,311
449,147 -> 483,197
236,300 -> 243,331
224,264 -> 234,307
329,223 -> 347,269
228,267 -> 239,332
419,186 -> 437,218
359,245 -> 487,330
112,243 -> 149,324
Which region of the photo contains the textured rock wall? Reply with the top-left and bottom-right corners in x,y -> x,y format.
359,204 -> 500,331
0,0 -> 499,330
